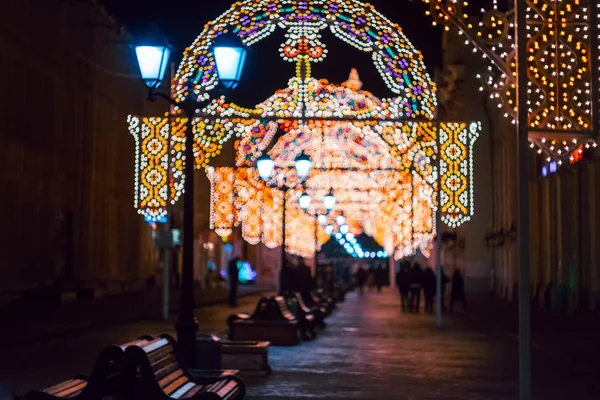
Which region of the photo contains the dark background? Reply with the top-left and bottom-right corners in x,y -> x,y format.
100,0 -> 443,106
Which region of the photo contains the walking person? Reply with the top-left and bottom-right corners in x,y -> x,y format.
396,261 -> 410,311
422,267 -> 436,314
375,264 -> 385,293
366,267 -> 375,292
355,265 -> 367,295
439,266 -> 450,312
295,259 -> 313,297
450,269 -> 468,312
409,262 -> 423,312
227,256 -> 240,307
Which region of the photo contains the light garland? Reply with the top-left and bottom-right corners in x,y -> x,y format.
425,0 -> 598,162
439,122 -> 481,228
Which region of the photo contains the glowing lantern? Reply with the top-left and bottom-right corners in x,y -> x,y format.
295,152 -> 312,179
299,192 -> 311,210
257,154 -> 275,180
212,33 -> 248,89
323,190 -> 336,210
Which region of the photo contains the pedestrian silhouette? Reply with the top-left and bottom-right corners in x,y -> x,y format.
409,263 -> 423,312
396,261 -> 410,311
375,264 -> 385,292
450,269 -> 468,312
279,260 -> 294,295
355,266 -> 367,295
422,267 -> 436,314
227,256 -> 240,307
294,259 -> 313,297
366,267 -> 375,292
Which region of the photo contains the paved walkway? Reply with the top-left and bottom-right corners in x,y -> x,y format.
1,289 -> 598,399
246,290 -> 599,400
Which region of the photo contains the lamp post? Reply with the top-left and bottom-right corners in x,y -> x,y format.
257,152 -> 313,293
300,211 -> 331,279
134,32 -> 248,366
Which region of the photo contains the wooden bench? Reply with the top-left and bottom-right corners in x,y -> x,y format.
284,295 -> 320,339
124,334 -> 245,400
21,337 -> 146,400
228,297 -> 300,346
310,290 -> 336,315
299,293 -> 329,323
220,341 -> 271,376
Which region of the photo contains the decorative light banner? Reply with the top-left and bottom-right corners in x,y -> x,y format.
439,122 -> 480,228
128,116 -> 170,224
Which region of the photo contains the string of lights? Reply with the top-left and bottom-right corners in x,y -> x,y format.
424,0 -> 598,163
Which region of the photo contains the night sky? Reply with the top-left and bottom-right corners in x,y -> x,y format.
101,0 -> 443,105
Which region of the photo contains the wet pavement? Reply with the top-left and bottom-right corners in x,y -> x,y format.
245,290 -> 599,400
2,289 -> 599,399
245,290 -> 517,400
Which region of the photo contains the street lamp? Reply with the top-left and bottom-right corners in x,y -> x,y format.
213,35 -> 248,89
323,189 -> 336,211
135,43 -> 171,90
299,192 -> 311,210
325,224 -> 334,235
257,154 -> 275,179
256,152 -> 313,293
336,212 -> 346,226
295,152 -> 312,179
134,31 -> 248,367
317,214 -> 327,225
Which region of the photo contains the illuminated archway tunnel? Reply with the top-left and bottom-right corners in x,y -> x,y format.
127,0 -> 481,260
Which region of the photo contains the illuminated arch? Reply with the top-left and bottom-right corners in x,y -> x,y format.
127,0 -> 481,259
173,0 -> 437,118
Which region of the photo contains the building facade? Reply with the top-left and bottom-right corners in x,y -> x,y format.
0,0 -> 162,302
440,29 -> 600,311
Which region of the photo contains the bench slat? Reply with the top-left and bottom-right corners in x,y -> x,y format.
171,381 -> 197,399
44,379 -> 86,396
56,381 -> 87,398
216,381 -> 240,398
182,383 -> 206,399
158,368 -> 184,389
163,375 -> 189,396
203,379 -> 228,394
142,338 -> 170,353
